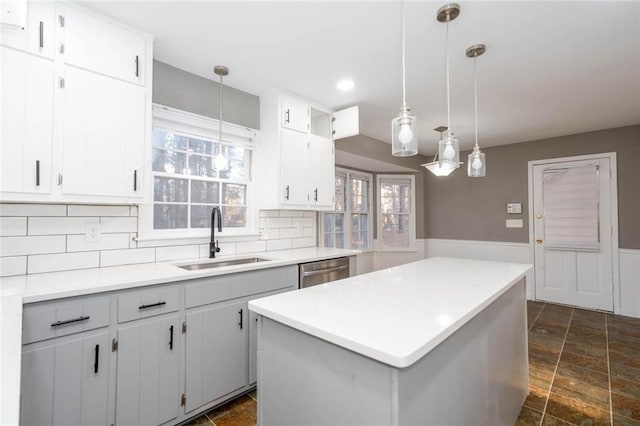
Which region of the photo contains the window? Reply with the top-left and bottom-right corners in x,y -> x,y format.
377,174 -> 416,251
143,105 -> 256,237
323,169 -> 372,250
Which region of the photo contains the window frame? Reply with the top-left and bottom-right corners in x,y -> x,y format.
321,167 -> 373,252
138,104 -> 257,240
376,174 -> 416,252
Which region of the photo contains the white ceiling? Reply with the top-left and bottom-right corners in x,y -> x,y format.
82,1 -> 640,155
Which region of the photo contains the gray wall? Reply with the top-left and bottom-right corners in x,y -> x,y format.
425,125 -> 640,249
152,60 -> 260,129
336,135 -> 430,240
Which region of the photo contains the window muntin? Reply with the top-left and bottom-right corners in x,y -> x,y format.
377,175 -> 415,250
151,126 -> 250,231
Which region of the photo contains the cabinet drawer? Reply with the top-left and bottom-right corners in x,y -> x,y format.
23,296 -> 110,344
185,266 -> 298,309
117,286 -> 180,323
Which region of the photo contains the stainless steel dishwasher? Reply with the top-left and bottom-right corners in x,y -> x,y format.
299,257 -> 350,288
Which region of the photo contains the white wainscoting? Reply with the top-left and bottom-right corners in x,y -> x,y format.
619,249 -> 640,319
372,239 -> 428,272
426,239 -> 535,300
355,251 -> 375,275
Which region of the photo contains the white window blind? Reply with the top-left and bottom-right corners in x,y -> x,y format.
543,165 -> 599,250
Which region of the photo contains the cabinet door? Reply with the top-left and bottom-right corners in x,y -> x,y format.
280,128 -> 309,208
62,4 -> 146,85
309,136 -> 335,209
185,301 -> 247,412
21,331 -> 110,426
1,46 -> 53,195
332,106 -> 359,140
0,1 -> 56,59
281,95 -> 309,133
61,65 -> 146,199
115,315 -> 181,426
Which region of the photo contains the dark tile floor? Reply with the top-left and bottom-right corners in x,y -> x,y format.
186,390 -> 256,426
187,301 -> 640,426
518,301 -> 640,426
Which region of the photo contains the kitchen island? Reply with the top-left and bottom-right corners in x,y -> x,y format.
249,257 -> 532,426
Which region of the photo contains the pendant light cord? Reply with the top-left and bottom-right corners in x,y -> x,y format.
474,55 -> 478,149
401,0 -> 406,107
445,19 -> 450,132
219,74 -> 223,150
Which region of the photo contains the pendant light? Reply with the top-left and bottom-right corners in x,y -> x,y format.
422,126 -> 456,177
466,44 -> 486,177
437,3 -> 460,170
214,65 -> 229,171
391,0 -> 418,157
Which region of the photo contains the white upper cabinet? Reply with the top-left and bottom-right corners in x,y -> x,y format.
60,66 -> 146,199
0,2 -> 152,204
279,128 -> 311,208
308,135 -> 335,209
255,91 -> 341,211
1,46 -> 54,195
0,1 -> 56,59
62,4 -> 147,85
281,95 -> 310,133
332,106 -> 359,140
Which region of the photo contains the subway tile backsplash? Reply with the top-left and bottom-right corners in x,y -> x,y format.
0,204 -> 317,277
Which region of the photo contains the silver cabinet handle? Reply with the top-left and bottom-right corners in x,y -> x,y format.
39,21 -> 43,48
135,55 -> 139,77
285,185 -> 290,200
302,265 -> 349,277
56,173 -> 63,185
35,160 -> 40,186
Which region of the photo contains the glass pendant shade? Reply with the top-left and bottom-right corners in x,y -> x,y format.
423,160 -> 456,177
467,146 -> 486,177
392,107 -> 418,156
438,132 -> 459,168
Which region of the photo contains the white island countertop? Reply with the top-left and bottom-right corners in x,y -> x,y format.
0,247 -> 359,425
249,257 -> 532,369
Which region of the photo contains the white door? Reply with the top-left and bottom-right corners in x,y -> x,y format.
532,156 -> 615,311
281,95 -> 309,133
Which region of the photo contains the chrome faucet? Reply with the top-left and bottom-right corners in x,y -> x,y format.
210,206 -> 222,258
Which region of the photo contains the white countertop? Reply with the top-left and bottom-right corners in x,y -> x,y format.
0,247 -> 359,425
249,257 -> 532,369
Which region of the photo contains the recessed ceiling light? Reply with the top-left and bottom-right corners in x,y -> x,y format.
337,80 -> 354,91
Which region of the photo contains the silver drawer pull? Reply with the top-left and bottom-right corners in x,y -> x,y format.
51,315 -> 90,327
302,265 -> 349,277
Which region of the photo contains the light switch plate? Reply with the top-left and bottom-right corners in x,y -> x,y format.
506,219 -> 523,228
507,203 -> 522,214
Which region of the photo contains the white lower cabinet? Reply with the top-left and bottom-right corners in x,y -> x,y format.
19,265 -> 298,425
185,300 -> 247,412
115,315 -> 181,426
21,331 -> 111,426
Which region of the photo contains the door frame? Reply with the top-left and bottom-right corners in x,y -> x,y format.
527,152 -> 620,313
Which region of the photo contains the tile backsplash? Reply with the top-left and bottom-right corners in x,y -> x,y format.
0,204 -> 317,277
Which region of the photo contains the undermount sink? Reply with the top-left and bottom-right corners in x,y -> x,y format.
177,257 -> 271,271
